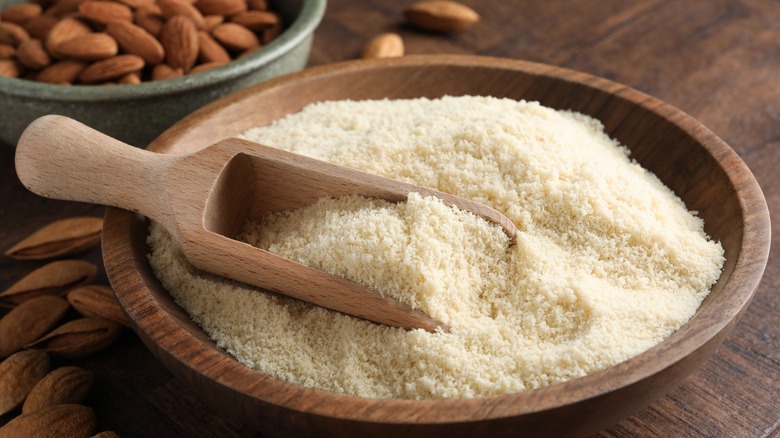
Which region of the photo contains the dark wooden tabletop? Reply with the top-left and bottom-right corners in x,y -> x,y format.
2,0 -> 779,436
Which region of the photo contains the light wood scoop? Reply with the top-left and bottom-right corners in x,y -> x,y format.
15,115 -> 518,332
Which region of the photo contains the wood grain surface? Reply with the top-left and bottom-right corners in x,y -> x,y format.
1,0 -> 779,437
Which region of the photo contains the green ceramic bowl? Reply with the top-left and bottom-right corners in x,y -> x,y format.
0,0 -> 325,147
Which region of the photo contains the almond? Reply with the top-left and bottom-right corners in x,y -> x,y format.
211,22 -> 258,51
45,17 -> 91,58
1,3 -> 43,24
54,32 -> 118,60
116,0 -> 156,8
0,59 -> 21,77
22,366 -> 95,413
0,260 -> 97,307
361,33 -> 404,59
133,7 -> 164,37
202,14 -> 223,32
261,19 -> 281,44
189,60 -> 224,74
106,20 -> 164,64
0,350 -> 50,415
24,15 -> 59,40
246,0 -> 267,11
157,0 -> 205,29
92,432 -> 121,438
195,0 -> 246,17
118,71 -> 141,83
25,317 -> 123,358
230,10 -> 277,32
67,285 -> 130,327
160,15 -> 198,71
44,0 -> 85,18
5,216 -> 103,259
77,1 -> 133,25
78,53 -> 144,83
0,21 -> 31,45
197,30 -> 229,63
151,62 -> 182,80
0,296 -> 69,359
0,44 -> 15,58
404,1 -> 480,33
0,404 -> 96,437
36,59 -> 87,83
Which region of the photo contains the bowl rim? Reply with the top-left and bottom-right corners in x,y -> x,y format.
104,55 -> 771,425
0,0 -> 326,100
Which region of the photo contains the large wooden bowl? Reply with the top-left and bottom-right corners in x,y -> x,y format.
102,55 -> 771,437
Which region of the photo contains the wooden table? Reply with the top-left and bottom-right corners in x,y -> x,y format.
2,0 -> 778,436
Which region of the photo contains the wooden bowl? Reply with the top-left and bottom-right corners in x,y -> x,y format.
102,55 -> 771,437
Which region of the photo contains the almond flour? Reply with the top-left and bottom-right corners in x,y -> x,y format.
147,96 -> 725,399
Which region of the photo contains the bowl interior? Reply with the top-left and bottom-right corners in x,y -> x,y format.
104,56 -> 770,437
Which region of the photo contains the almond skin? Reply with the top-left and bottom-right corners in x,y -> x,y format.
36,59 -> 87,83
67,285 -> 130,327
118,71 -> 141,84
157,0 -> 205,29
22,366 -> 95,414
77,1 -> 133,25
160,15 -> 199,71
211,22 -> 258,51
0,296 -> 69,359
78,54 -> 144,83
24,15 -> 59,40
0,59 -> 21,77
134,8 -> 164,37
230,10 -> 277,32
203,14 -> 224,32
151,62 -> 182,80
106,21 -> 164,64
1,3 -> 43,25
16,39 -> 51,69
0,350 -> 50,415
0,404 -> 96,437
197,30 -> 229,64
55,32 -> 118,61
0,44 -> 15,59
0,260 -> 97,307
0,21 -> 31,45
362,33 -> 404,59
25,317 -> 123,358
404,1 -> 480,33
5,216 -> 103,260
45,17 -> 91,59
195,0 -> 246,17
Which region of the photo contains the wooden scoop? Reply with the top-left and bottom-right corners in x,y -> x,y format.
15,115 -> 518,332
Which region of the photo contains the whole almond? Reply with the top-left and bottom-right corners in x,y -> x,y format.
45,17 -> 91,58
0,350 -> 50,415
151,62 -> 182,80
54,32 -> 118,61
211,22 -> 258,51
0,260 -> 97,307
25,317 -> 123,358
44,0 -> 86,18
160,15 -> 198,71
202,14 -> 223,32
78,54 -> 144,83
189,60 -> 224,74
157,0 -> 205,29
0,59 -> 21,77
195,0 -> 246,17
116,0 -> 155,8
261,19 -> 281,44
361,33 -> 404,59
24,15 -> 59,40
0,21 -> 31,45
134,8 -> 164,37
197,30 -> 229,64
5,216 -> 103,260
118,71 -> 141,84
67,285 -> 130,327
106,21 -> 164,64
230,10 -> 277,32
36,59 -> 87,83
0,404 -> 96,437
77,1 -> 133,25
22,366 -> 95,414
0,296 -> 69,359
404,1 -> 480,33
1,3 -> 43,24
0,44 -> 15,58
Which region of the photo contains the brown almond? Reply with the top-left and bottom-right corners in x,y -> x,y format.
5,216 -> 103,260
25,317 -> 123,358
44,0 -> 85,18
116,0 -> 156,8
55,33 -> 118,60
78,54 -> 144,83
0,43 -> 15,59
118,71 -> 141,84
22,366 -> 95,414
151,62 -> 182,80
24,15 -> 59,40
404,0 -> 480,33
189,60 -> 224,74
261,19 -> 281,44
197,30 -> 229,64
246,0 -> 267,11
195,0 -> 246,17
92,431 -> 121,438
157,0 -> 205,29
1,3 -> 43,24
106,21 -> 164,64
36,59 -> 87,83
0,59 -> 21,77
211,22 -> 258,52
361,33 -> 404,59
202,14 -> 223,32
78,1 -> 133,25
0,350 -> 50,415
133,8 -> 164,37
0,21 -> 31,45
67,285 -> 130,327
45,17 -> 91,58
0,404 -> 96,437
160,15 -> 198,71
0,260 -> 97,307
0,296 -> 69,359
230,10 -> 276,32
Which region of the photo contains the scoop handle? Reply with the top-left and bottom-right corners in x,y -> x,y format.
15,115 -> 177,228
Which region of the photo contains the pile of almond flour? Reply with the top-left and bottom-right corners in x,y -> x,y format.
147,96 -> 724,399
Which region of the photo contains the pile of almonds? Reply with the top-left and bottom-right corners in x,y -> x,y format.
0,217 -> 128,437
0,0 -> 282,84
